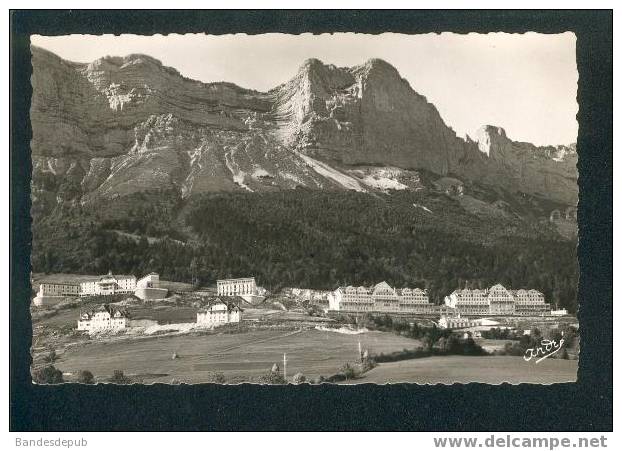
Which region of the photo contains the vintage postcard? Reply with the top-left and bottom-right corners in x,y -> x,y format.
28,32 -> 579,385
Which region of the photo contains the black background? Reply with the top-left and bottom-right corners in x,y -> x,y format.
10,10 -> 613,431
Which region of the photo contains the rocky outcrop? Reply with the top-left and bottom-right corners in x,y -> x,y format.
273,58 -> 465,175
30,46 -> 578,209
468,125 -> 578,205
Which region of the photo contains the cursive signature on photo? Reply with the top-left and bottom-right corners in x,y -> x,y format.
523,336 -> 565,364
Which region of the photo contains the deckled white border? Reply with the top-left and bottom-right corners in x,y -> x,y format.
3,1 -> 620,446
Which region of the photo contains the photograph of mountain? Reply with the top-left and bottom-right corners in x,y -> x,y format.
28,32 -> 579,385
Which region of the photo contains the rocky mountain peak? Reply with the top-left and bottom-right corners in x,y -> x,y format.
358,58 -> 401,77
29,46 -> 579,208
476,125 -> 508,156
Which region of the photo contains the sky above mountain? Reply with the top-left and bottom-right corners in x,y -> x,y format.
31,32 -> 577,147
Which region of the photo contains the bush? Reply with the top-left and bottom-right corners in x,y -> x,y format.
481,327 -> 517,340
340,363 -> 358,380
43,350 -> 57,363
325,373 -> 346,383
374,348 -> 432,363
361,359 -> 377,373
292,372 -> 306,384
205,372 -> 226,384
77,370 -> 95,384
109,370 -> 132,384
32,365 -> 64,384
257,371 -> 286,385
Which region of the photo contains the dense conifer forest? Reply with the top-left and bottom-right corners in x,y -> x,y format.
31,189 -> 578,311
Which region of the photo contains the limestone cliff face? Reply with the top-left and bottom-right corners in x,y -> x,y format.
30,46 -> 578,210
468,126 -> 578,205
272,59 -> 577,205
273,58 -> 465,175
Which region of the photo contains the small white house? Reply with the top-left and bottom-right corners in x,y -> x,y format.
550,308 -> 569,316
438,315 -> 472,329
77,304 -> 129,333
196,298 -> 242,328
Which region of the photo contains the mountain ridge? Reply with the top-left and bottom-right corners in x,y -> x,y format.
30,46 -> 578,211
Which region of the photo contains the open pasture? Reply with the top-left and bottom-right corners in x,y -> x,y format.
346,355 -> 578,385
54,328 -> 421,384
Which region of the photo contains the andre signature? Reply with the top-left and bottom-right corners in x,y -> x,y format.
523,337 -> 565,363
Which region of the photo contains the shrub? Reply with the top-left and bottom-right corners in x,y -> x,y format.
340,363 -> 358,380
32,365 -> 64,384
43,350 -> 57,363
361,359 -> 377,373
312,375 -> 326,384
205,372 -> 226,384
325,373 -> 346,383
109,370 -> 131,384
257,371 -> 286,384
292,372 -> 306,384
77,370 -> 95,384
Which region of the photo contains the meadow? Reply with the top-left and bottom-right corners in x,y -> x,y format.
345,355 -> 578,385
54,329 -> 421,384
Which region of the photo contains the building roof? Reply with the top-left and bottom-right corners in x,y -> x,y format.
79,304 -> 130,320
337,282 -> 427,296
199,297 -> 243,313
40,281 -> 79,287
373,281 -> 393,291
217,277 -> 256,283
78,273 -> 136,283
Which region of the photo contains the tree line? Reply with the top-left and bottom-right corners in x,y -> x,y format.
31,189 -> 578,311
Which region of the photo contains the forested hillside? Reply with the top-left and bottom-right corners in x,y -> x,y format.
31,189 -> 578,311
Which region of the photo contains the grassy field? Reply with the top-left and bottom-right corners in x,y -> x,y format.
54,329 -> 420,384
345,355 -> 578,385
475,339 -> 515,353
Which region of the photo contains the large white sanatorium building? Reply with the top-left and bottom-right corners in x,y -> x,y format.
77,304 -> 129,333
443,284 -> 551,316
196,298 -> 242,327
33,272 -> 168,306
328,281 -> 438,314
217,277 -> 264,303
80,271 -> 137,297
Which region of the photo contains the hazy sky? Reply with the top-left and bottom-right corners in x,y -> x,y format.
31,32 -> 577,146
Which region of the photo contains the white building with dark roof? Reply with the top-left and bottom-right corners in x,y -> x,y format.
77,304 -> 129,333
444,284 -> 550,316
79,271 -> 137,297
328,281 -> 438,314
196,298 -> 242,327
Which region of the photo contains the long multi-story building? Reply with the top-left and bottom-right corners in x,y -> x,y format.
217,277 -> 257,297
32,282 -> 81,306
80,271 -> 137,297
33,271 -> 167,305
328,281 -> 438,314
217,277 -> 265,304
444,284 -> 550,316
